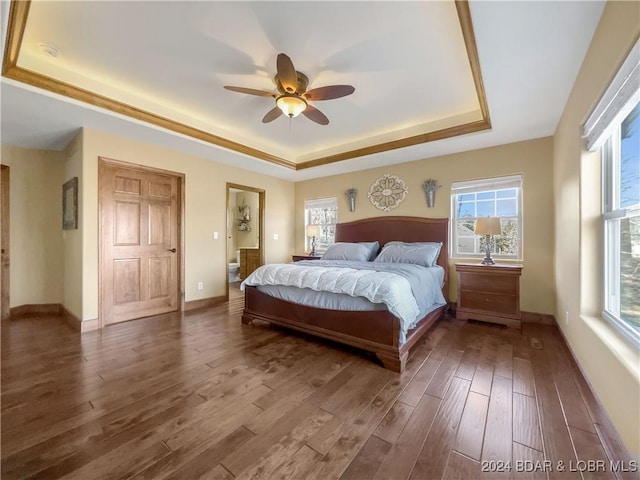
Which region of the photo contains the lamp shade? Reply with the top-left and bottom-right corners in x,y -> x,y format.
276,94 -> 307,118
306,225 -> 322,237
475,217 -> 501,235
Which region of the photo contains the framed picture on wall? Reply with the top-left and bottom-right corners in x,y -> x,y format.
63,177 -> 78,230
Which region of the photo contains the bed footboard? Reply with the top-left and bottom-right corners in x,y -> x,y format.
242,286 -> 445,372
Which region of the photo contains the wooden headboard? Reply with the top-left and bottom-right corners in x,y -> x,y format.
335,216 -> 449,300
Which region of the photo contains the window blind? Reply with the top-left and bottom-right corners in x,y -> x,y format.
304,197 -> 337,210
451,174 -> 522,195
583,39 -> 639,152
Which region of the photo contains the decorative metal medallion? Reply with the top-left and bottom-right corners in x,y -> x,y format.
368,174 -> 408,211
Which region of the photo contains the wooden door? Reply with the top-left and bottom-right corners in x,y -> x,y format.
100,160 -> 181,325
1,165 -> 9,321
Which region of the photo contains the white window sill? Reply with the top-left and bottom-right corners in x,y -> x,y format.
452,257 -> 523,264
581,314 -> 640,382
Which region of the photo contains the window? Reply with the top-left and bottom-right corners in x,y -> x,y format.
304,197 -> 338,253
451,175 -> 523,260
584,39 -> 639,345
602,103 -> 639,343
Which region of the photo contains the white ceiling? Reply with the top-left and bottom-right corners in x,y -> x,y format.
1,1 -> 605,182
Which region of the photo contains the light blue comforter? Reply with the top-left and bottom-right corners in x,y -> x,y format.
241,260 -> 446,340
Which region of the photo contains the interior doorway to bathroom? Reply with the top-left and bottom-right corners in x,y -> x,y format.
226,183 -> 265,299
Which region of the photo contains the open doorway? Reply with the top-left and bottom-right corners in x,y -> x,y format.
226,183 -> 265,299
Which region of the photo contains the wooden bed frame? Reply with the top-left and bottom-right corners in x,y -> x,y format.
242,216 -> 449,372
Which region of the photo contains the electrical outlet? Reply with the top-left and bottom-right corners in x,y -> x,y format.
565,311 -> 569,325
273,233 -> 279,240
197,282 -> 204,290
213,232 -> 219,240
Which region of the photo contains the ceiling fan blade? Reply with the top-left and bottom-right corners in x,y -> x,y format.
262,106 -> 283,123
304,85 -> 355,101
224,86 -> 275,97
302,105 -> 329,125
277,53 -> 298,93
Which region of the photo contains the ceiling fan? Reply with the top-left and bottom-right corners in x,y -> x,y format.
224,53 -> 355,125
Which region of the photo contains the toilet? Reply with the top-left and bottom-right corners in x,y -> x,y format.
228,250 -> 240,282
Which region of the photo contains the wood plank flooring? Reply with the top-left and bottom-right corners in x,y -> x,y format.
2,288 -> 637,480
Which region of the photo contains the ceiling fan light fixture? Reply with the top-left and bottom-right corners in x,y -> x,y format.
225,53 -> 353,125
276,94 -> 307,118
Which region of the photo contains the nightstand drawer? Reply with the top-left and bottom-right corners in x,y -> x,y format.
455,263 -> 522,327
459,291 -> 518,316
458,272 -> 516,294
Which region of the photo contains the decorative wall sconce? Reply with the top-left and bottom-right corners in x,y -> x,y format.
422,179 -> 441,208
345,188 -> 358,212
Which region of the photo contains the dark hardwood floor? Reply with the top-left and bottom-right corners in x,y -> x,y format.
1,288 -> 637,480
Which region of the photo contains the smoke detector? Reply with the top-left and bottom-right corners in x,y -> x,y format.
38,43 -> 60,58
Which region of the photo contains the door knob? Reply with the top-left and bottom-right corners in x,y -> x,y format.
167,248 -> 177,253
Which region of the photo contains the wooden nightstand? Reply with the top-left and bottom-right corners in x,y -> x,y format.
292,254 -> 322,262
456,263 -> 523,328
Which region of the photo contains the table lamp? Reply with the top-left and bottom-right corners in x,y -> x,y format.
475,217 -> 501,265
306,225 -> 322,256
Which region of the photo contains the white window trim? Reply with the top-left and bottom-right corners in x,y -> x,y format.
450,174 -> 523,260
586,38 -> 640,347
601,128 -> 640,347
304,197 -> 338,254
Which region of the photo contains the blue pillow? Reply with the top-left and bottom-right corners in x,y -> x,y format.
385,241 -> 443,266
374,242 -> 442,267
321,242 -> 371,262
358,241 -> 380,261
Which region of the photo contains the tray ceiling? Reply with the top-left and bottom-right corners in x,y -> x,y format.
4,0 -> 488,170
1,1 -> 605,180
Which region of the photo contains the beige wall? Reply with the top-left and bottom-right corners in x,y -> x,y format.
0,145 -> 65,307
295,137 -> 556,314
63,132 -> 83,319
80,128 -> 295,321
553,1 -> 640,458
